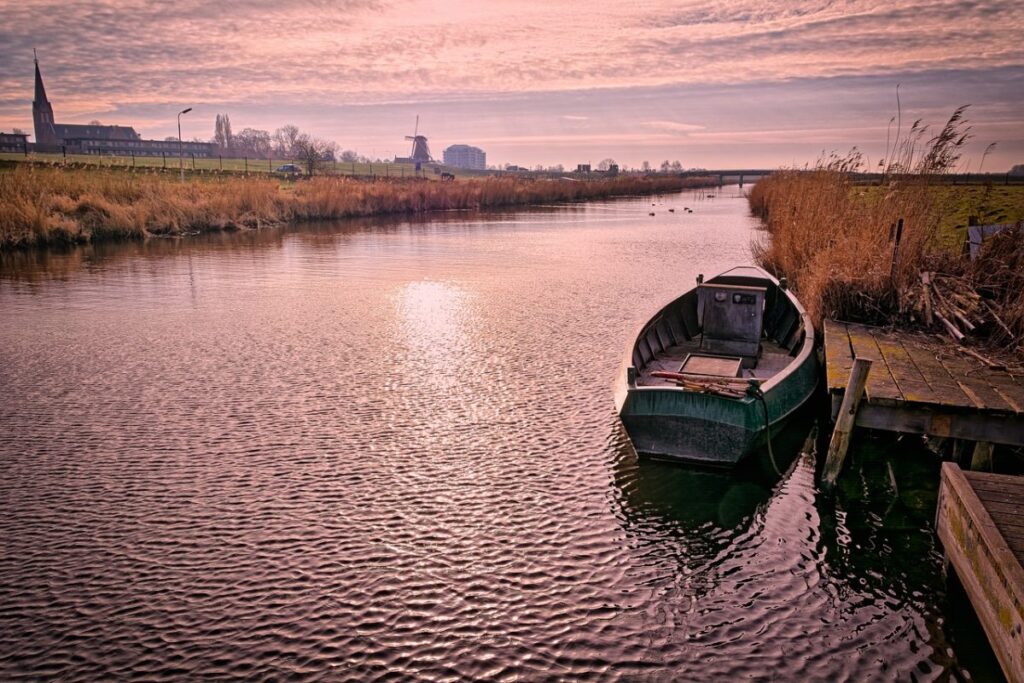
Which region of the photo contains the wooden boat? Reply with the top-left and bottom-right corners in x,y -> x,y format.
613,266 -> 817,466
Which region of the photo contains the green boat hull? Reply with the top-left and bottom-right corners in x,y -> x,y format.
617,347 -> 817,465
614,265 -> 819,466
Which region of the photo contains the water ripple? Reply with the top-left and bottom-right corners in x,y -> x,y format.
0,191 -> 985,680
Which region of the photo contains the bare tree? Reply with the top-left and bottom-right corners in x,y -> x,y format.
641,161 -> 651,172
597,158 -> 616,171
234,128 -> 272,158
214,114 -> 235,154
293,134 -> 339,176
273,125 -> 301,158
340,149 -> 359,162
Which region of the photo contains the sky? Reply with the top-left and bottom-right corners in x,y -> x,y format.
1,0 -> 1022,170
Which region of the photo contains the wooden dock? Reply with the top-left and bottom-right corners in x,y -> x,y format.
936,462 -> 1024,682
824,320 -> 1024,451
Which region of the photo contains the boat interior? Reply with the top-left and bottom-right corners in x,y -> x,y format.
632,268 -> 808,388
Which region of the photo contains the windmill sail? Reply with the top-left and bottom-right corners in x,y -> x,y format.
402,116 -> 432,163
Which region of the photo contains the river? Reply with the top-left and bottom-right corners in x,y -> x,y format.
0,187 -> 1000,680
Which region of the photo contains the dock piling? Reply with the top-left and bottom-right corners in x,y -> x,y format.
822,357 -> 872,489
970,441 -> 994,471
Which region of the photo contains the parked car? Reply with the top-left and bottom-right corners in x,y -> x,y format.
275,164 -> 303,175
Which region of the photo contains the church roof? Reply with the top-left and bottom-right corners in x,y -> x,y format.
53,123 -> 140,141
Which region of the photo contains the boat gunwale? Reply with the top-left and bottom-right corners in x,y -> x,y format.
615,265 -> 815,409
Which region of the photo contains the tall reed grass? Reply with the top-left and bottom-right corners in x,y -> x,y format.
0,168 -> 710,250
749,108 -> 973,326
749,107 -> 1024,357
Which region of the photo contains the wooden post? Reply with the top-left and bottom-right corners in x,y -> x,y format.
889,218 -> 904,281
822,357 -> 873,489
244,157 -> 248,174
970,441 -> 994,471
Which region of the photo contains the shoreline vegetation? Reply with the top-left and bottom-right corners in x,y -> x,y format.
0,167 -> 715,251
748,108 -> 1024,361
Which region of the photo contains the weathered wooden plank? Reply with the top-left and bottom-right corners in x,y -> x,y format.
899,338 -> 975,408
852,403 -> 1024,447
938,352 -> 1017,413
846,326 -> 903,401
990,515 -> 1024,537
872,331 -> 940,403
936,462 -> 1024,683
967,472 -> 1024,496
980,500 -> 1024,518
824,320 -> 854,391
1004,534 -> 1024,560
1000,519 -> 1024,538
968,483 -> 1024,504
987,372 -> 1024,414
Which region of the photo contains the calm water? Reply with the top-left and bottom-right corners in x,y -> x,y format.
0,188 -> 996,681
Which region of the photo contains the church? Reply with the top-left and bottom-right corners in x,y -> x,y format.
32,57 -> 217,158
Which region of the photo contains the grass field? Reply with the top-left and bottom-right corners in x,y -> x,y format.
0,152 -> 442,178
845,183 -> 1024,249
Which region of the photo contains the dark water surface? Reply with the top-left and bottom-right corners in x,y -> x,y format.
0,189 -> 995,680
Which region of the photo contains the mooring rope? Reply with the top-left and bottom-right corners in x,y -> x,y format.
749,384 -> 782,477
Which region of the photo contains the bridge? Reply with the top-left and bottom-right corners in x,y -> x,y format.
678,169 -> 1024,188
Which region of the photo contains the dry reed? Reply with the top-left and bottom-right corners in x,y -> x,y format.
0,167 -> 711,250
749,107 -> 1024,359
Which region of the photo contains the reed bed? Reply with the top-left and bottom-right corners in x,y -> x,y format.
0,167 -> 710,250
749,108 -> 1024,360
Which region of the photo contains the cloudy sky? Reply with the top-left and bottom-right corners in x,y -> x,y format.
1,0 -> 1022,169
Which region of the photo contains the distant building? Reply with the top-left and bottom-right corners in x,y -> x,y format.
443,144 -> 486,170
0,131 -> 29,154
31,57 -> 217,158
576,164 -> 591,173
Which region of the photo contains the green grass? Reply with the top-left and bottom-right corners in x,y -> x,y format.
853,183 -> 1024,248
0,152 -> 434,178
931,184 -> 1024,240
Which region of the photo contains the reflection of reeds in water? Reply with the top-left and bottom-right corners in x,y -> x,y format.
0,168 -> 714,250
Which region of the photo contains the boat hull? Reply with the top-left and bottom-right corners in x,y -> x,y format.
614,265 -> 818,466
617,346 -> 817,465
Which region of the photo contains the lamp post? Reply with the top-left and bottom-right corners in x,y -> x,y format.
177,107 -> 192,181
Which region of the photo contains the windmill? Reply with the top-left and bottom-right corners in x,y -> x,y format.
404,115 -> 432,163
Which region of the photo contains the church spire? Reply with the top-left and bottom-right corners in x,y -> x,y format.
34,50 -> 49,106
33,50 -> 57,145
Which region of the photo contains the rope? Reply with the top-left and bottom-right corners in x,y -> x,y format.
651,370 -> 783,475
749,384 -> 781,476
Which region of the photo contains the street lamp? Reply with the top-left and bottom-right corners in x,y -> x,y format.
177,107 -> 192,181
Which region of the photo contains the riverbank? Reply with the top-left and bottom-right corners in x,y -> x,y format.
0,167 -> 713,251
749,170 -> 1024,361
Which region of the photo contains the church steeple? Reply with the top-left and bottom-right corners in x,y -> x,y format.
33,50 -> 57,146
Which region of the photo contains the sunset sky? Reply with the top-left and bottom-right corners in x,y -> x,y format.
1,0 -> 1022,169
